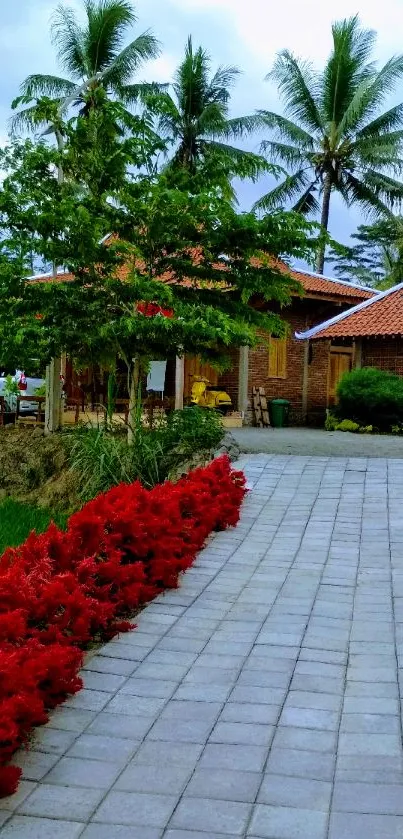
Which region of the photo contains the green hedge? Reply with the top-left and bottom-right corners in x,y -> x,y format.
337,367 -> 403,430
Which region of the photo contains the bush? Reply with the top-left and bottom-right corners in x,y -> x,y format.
0,456 -> 246,796
337,367 -> 403,431
163,407 -> 224,454
336,419 -> 360,433
67,407 -> 225,500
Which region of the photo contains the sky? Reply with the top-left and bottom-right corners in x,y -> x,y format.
1,0 -> 403,261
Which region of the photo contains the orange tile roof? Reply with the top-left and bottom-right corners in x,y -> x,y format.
28,258 -> 375,303
275,262 -> 375,301
296,283 -> 403,340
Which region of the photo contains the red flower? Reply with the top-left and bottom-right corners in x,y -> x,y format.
0,455 -> 245,795
137,302 -> 174,318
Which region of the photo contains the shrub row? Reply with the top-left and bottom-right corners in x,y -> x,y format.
0,456 -> 246,796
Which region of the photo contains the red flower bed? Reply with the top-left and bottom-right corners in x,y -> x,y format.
0,456 -> 245,796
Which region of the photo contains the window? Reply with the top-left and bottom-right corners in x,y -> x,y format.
268,336 -> 287,379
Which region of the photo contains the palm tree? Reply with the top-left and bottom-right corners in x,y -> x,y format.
149,36 -> 269,191
256,16 -> 403,273
330,217 -> 403,288
11,0 -> 160,135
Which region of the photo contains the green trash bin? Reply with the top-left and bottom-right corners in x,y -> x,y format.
270,398 -> 290,428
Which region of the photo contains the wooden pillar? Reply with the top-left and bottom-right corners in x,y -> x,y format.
354,339 -> 362,369
45,356 -> 62,434
238,346 -> 249,416
301,340 -> 309,423
175,355 -> 184,410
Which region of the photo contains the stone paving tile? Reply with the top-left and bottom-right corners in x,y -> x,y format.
169,796 -> 252,835
248,803 -> 328,839
92,790 -> 178,827
7,454 -> 403,838
0,817 -> 85,838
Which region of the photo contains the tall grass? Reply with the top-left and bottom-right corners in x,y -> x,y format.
0,499 -> 67,553
66,407 -> 225,501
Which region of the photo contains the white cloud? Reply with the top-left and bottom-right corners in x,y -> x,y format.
169,0 -> 403,70
141,54 -> 177,84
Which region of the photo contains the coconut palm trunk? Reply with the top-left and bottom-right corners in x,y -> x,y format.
316,173 -> 332,273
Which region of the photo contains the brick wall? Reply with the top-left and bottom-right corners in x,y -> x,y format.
306,338 -> 331,425
217,297 -> 347,425
362,338 -> 403,376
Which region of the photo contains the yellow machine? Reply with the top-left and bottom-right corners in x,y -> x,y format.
190,376 -> 232,413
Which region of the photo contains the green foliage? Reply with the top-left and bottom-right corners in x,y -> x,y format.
324,411 -> 338,431
0,498 -> 67,553
11,0 -> 161,137
256,15 -> 403,271
336,419 -> 360,433
325,409 -> 373,433
337,366 -> 403,430
66,407 -> 224,499
66,426 -> 163,497
146,36 -> 272,196
163,407 -> 224,453
3,376 -> 20,397
329,218 -> 403,289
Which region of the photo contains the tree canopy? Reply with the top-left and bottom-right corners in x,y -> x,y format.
255,16 -> 403,272
11,0 -> 161,137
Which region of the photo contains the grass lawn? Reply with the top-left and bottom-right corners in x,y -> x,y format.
0,498 -> 67,554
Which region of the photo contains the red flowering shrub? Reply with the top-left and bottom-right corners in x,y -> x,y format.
0,456 -> 245,795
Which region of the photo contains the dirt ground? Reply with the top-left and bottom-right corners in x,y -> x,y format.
0,426 -> 79,511
232,426 -> 403,458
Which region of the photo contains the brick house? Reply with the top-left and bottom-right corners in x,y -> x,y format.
296,282 -> 403,405
29,259 -> 376,425
216,266 -> 375,425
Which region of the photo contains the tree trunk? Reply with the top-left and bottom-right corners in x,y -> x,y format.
55,128 -> 64,187
127,358 -> 140,446
45,357 -> 62,435
315,173 -> 332,274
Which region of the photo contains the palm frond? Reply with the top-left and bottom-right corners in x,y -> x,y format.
348,56 -> 403,136
18,74 -> 76,99
196,103 -> 228,137
260,139 -> 307,168
340,172 -> 398,216
51,4 -> 86,78
173,36 -> 211,120
322,16 -> 376,124
119,81 -> 169,105
208,65 -> 240,104
224,114 -> 264,139
254,169 -> 312,212
102,32 -> 161,89
351,130 -> 403,173
208,141 -> 278,180
361,170 -> 403,208
293,182 -> 320,214
256,110 -> 314,148
9,105 -> 50,136
84,0 -> 137,73
357,101 -> 403,139
269,50 -> 323,134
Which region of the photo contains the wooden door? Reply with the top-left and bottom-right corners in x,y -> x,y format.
328,349 -> 352,406
184,356 -> 219,399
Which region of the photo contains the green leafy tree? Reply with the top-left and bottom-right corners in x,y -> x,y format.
0,130 -> 318,440
11,0 -> 161,137
256,16 -> 403,273
330,218 -> 403,288
147,36 -> 271,197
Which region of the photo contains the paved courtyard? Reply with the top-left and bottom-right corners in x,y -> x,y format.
1,453 -> 403,838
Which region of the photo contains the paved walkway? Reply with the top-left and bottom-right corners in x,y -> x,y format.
232,427 -> 403,458
2,454 -> 403,839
